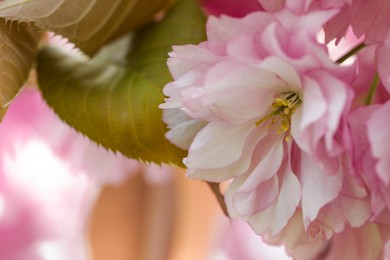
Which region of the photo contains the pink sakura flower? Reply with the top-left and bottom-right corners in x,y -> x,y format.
161,10 -> 360,237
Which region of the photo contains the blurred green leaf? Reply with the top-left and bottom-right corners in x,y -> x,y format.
127,0 -> 206,86
0,0 -> 175,55
0,20 -> 40,120
37,0 -> 206,165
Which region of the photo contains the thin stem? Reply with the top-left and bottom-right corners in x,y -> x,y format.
365,73 -> 380,105
336,43 -> 366,64
207,182 -> 228,216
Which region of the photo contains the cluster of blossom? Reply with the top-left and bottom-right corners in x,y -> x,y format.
161,0 -> 390,258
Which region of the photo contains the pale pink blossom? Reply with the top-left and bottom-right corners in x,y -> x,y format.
161,10 -> 358,237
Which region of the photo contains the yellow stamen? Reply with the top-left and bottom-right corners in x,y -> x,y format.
255,91 -> 301,140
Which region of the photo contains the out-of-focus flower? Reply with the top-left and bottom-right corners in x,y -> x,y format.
0,89 -> 94,260
0,138 -> 94,260
0,88 -> 139,259
160,9 -> 362,238
209,219 -> 291,259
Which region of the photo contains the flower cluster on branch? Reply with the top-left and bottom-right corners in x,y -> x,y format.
161,0 -> 390,258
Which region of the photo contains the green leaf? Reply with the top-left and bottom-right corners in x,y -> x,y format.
0,0 -> 175,55
127,0 -> 206,86
37,0 -> 206,165
0,20 -> 40,120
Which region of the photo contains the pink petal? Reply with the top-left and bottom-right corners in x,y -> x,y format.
300,152 -> 343,223
257,57 -> 302,89
163,109 -> 207,150
237,133 -> 284,192
377,33 -> 390,93
200,61 -> 278,124
308,70 -> 349,153
260,23 -> 289,58
367,101 -> 390,185
246,162 -> 301,235
167,45 -> 219,80
325,0 -> 390,44
185,122 -> 254,169
226,34 -> 268,62
292,10 -> 338,35
309,174 -> 370,238
187,126 -> 268,182
233,176 -> 279,216
263,211 -> 327,260
230,134 -> 285,215
299,76 -> 327,131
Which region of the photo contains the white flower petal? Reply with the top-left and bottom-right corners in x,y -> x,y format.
185,122 -> 254,169
301,153 -> 343,223
187,126 -> 268,182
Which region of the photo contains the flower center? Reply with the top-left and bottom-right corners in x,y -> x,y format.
255,91 -> 301,141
